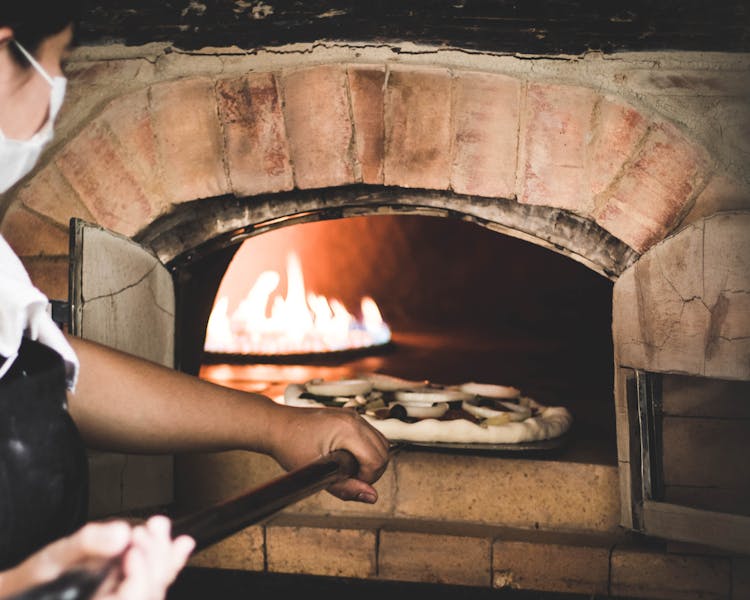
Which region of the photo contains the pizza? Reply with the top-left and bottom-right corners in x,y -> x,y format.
282,372 -> 572,445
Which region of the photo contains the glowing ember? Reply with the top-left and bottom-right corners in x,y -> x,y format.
205,252 -> 391,355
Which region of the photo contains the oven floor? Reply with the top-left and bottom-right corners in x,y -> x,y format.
168,568 -> 634,600
201,328 -> 617,465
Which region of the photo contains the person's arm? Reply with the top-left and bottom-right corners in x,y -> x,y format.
0,517 -> 194,600
66,335 -> 390,503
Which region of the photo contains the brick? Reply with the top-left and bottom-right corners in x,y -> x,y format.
593,196 -> 664,253
451,71 -> 521,199
99,88 -> 170,213
150,77 -> 229,204
13,162 -> 93,228
19,256 -> 69,300
55,120 -> 155,236
380,530 -> 490,587
595,123 -> 709,252
519,83 -> 598,213
589,97 -> 649,197
384,66 -> 452,189
292,456 -> 396,517
493,540 -> 609,594
189,526 -> 264,571
611,548 -> 731,600
216,72 -> 294,196
175,451 -> 283,513
394,452 -> 620,533
348,65 -> 386,184
0,204 -> 69,257
281,65 -> 356,189
266,525 -> 376,578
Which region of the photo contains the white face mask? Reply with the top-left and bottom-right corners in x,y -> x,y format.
0,40 -> 67,194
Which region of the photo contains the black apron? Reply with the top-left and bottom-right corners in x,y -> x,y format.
0,338 -> 88,568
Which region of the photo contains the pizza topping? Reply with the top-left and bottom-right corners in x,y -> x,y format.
359,372 -> 430,392
481,413 -> 512,427
394,389 -> 474,404
393,401 -> 450,419
284,374 -> 572,444
305,378 -> 373,397
458,382 -> 521,400
439,408 -> 482,424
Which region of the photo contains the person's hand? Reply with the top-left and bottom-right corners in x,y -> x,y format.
267,405 -> 390,503
0,516 -> 194,600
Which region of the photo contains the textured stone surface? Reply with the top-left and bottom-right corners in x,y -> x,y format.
216,73 -> 294,196
394,452 -> 620,532
450,71 -> 520,199
703,213 -> 750,378
380,530 -> 490,586
266,525 -> 376,578
55,120 -> 155,236
610,548 -> 731,600
493,540 -> 609,594
519,83 -> 598,213
613,211 -> 750,379
0,204 -> 69,257
291,458 -> 396,517
281,65 -> 356,189
175,449 -> 395,518
384,66 -> 452,189
189,526 -> 264,571
684,173 -> 750,225
348,65 -> 386,184
150,78 -> 229,204
77,225 -> 174,366
175,451 -> 283,513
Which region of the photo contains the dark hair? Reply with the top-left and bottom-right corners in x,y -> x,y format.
1,2 -> 85,66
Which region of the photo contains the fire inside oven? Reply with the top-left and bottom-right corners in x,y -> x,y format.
194,214 -> 615,460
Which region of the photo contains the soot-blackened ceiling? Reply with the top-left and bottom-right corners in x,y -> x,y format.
77,0 -> 749,54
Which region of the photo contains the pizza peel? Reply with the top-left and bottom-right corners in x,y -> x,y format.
8,443 -> 402,600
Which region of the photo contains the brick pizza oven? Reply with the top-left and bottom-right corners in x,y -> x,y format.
1,2 -> 748,598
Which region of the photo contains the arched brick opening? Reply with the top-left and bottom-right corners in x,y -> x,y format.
0,63 -> 712,302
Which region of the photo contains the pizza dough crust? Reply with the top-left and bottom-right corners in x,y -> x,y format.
284,375 -> 573,444
363,406 -> 571,444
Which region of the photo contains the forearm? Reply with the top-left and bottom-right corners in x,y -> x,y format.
66,335 -> 283,455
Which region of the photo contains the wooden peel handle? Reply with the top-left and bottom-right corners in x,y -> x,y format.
173,447 -> 359,551
6,446 -> 379,600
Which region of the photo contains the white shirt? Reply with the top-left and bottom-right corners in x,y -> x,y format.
0,234 -> 79,389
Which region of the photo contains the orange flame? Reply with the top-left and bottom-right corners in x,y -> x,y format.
205,252 -> 390,355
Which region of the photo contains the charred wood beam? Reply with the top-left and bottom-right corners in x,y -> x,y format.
77,0 -> 750,54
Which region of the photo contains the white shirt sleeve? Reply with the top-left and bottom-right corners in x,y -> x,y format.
0,234 -> 79,390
